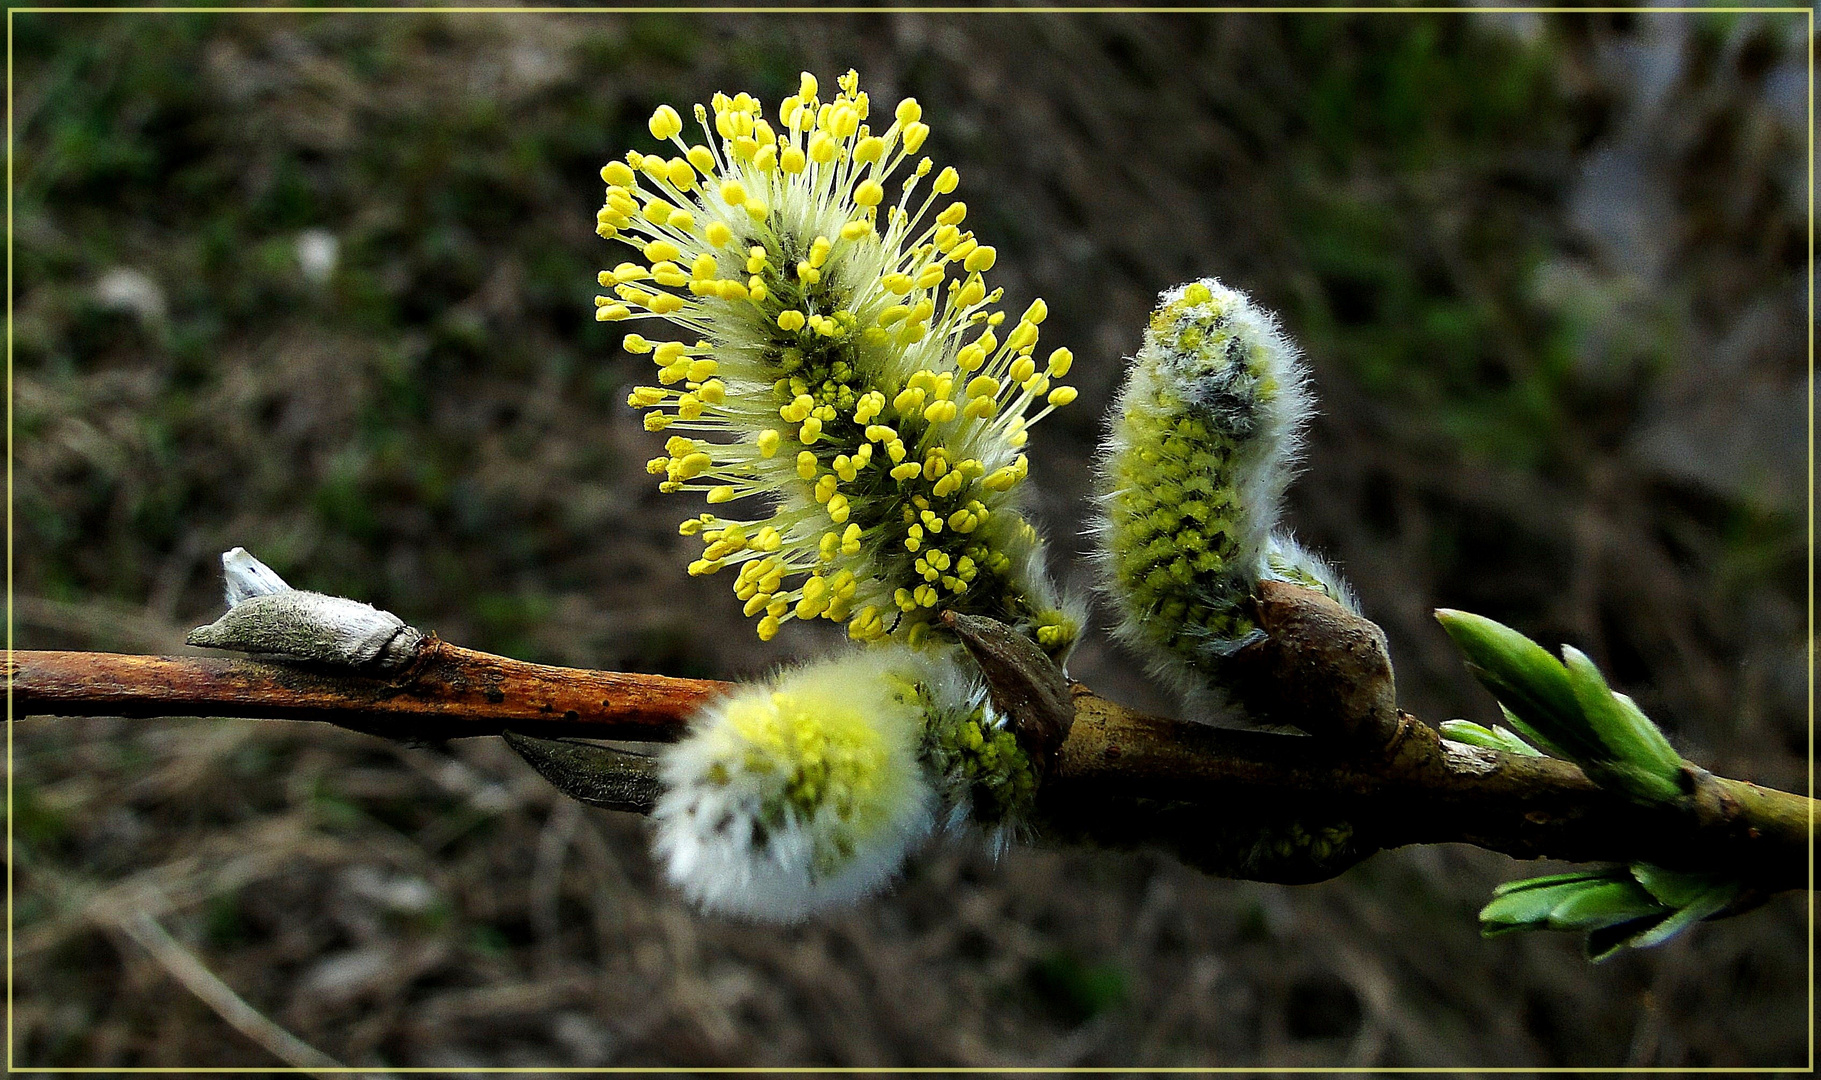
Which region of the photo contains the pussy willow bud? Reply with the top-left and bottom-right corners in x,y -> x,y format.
1096,278 -> 1356,710
653,645 -> 1034,920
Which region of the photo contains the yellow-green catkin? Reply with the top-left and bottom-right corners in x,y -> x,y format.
597,70 -> 1080,658
653,644 -> 1035,920
653,649 -> 935,920
1096,278 -> 1356,709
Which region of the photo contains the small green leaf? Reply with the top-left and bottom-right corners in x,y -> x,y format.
1544,879 -> 1665,931
1611,691 -> 1685,781
1434,610 -> 1593,762
1583,761 -> 1682,806
1624,884 -> 1738,950
1585,914 -> 1670,962
1480,878 -> 1610,929
1489,868 -> 1614,897
1440,719 -> 1544,757
1629,864 -> 1718,908
1497,704 -> 1567,760
1561,647 -> 1682,799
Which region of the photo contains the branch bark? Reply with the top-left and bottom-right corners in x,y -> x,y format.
10,637 -> 1810,893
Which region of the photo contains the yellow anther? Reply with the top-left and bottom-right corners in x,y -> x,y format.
780,394 -> 815,422
686,358 -> 719,381
796,262 -> 821,285
963,245 -> 997,273
596,304 -> 630,321
809,132 -> 837,163
756,615 -> 781,641
923,399 -> 958,423
777,309 -> 807,332
797,451 -> 819,480
808,236 -> 832,268
916,263 -> 946,289
799,416 -> 823,444
687,145 -> 715,174
854,135 -> 886,165
643,239 -> 681,263
648,104 -> 683,140
1047,346 -> 1074,376
719,179 -> 748,206
894,98 -> 921,126
780,145 -> 806,173
1010,356 -> 1037,382
854,179 -> 885,207
691,253 -> 718,280
664,157 -> 696,190
628,386 -> 667,407
699,378 -> 726,403
1023,374 -> 1050,397
841,523 -> 863,555
903,122 -> 930,153
676,394 -> 703,420
865,424 -> 897,443
827,494 -> 850,523
891,462 -> 922,482
704,221 -> 733,247
1048,385 -> 1078,407
674,452 -> 713,480
622,334 -> 653,354
705,486 -> 735,504
963,395 -> 997,420
814,474 -> 838,503
937,202 -> 967,227
757,429 -> 782,457
601,161 -> 636,186
643,412 -> 673,431
649,292 -> 684,314
932,166 -> 959,194
1022,298 -> 1049,324
841,219 -> 874,241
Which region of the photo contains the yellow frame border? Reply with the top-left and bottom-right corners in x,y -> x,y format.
4,4 -> 1813,1074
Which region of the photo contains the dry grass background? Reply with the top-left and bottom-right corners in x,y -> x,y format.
10,9 -> 1810,1070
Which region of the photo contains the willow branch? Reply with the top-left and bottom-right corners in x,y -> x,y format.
10,626 -> 1810,893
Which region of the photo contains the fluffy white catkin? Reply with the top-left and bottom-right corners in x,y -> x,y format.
1096,278 -> 1357,712
652,645 -> 1040,921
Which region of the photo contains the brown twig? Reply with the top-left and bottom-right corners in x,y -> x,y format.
10,602 -> 1811,892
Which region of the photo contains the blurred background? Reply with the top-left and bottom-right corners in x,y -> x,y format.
10,8 -> 1810,1070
